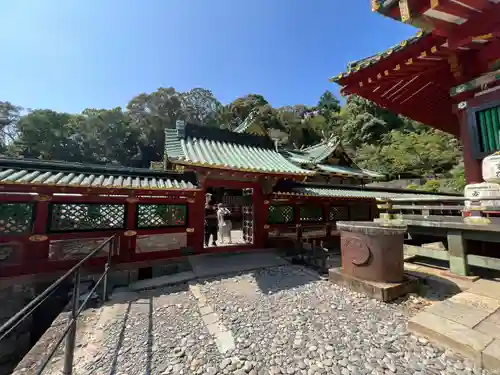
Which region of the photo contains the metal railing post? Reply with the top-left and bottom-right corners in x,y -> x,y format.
63,269 -> 80,375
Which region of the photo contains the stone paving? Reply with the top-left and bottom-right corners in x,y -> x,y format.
409,279 -> 500,371
29,264 -> 494,375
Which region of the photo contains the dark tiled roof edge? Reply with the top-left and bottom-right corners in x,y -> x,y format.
0,157 -> 198,185
330,30 -> 428,83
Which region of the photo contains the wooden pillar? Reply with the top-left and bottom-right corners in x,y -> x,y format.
458,109 -> 482,183
294,201 -> 302,249
188,193 -> 205,254
25,195 -> 51,273
253,187 -> 268,248
123,196 -> 138,262
323,202 -> 331,238
447,230 -> 468,276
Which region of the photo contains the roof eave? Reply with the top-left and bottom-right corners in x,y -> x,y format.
172,160 -> 315,177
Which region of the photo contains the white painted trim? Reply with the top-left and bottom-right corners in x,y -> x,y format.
418,56 -> 444,60
388,75 -> 420,100
475,85 -> 500,97
424,8 -> 467,24
400,82 -> 433,104
381,80 -> 404,97
450,0 -> 481,11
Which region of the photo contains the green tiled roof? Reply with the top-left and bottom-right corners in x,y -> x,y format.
233,109 -> 268,136
316,164 -> 368,178
330,30 -> 427,83
361,169 -> 385,179
285,137 -> 339,164
0,158 -> 198,190
276,186 -> 455,200
165,122 -> 313,175
283,138 -> 384,179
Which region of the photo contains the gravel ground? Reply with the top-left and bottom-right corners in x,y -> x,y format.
41,265 -> 492,375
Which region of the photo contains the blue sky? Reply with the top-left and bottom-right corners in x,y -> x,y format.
0,0 -> 417,113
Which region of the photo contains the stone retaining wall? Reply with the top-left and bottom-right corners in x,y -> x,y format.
0,283 -> 35,375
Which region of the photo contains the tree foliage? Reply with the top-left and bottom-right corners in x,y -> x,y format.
0,101 -> 21,152
1,88 -> 464,191
355,129 -> 461,179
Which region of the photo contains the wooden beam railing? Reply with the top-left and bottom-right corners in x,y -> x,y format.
377,196 -> 500,277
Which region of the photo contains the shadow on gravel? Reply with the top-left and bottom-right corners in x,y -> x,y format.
108,301 -> 131,375
107,284 -> 188,375
147,297 -> 153,375
253,266 -> 322,295
197,264 -> 322,296
405,270 -> 463,302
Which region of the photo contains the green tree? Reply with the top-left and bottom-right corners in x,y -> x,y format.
0,102 -> 21,152
181,88 -> 222,127
317,90 -> 341,113
340,95 -> 404,148
126,87 -> 184,167
13,110 -> 79,161
317,90 -> 341,126
71,108 -> 140,165
2,87 -> 465,193
227,94 -> 269,127
356,129 -> 461,180
444,163 -> 466,193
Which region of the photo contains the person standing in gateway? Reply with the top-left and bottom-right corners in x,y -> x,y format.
204,199 -> 218,247
217,203 -> 232,244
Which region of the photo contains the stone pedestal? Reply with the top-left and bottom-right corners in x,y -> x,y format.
331,221 -> 417,301
337,221 -> 407,282
329,267 -> 419,302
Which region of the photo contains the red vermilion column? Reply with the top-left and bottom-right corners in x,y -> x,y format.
188,192 -> 205,254
253,185 -> 266,249
458,110 -> 482,183
123,197 -> 138,262
252,184 -> 268,249
25,195 -> 51,274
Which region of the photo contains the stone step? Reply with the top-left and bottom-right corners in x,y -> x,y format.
408,278 -> 500,372
408,311 -> 493,364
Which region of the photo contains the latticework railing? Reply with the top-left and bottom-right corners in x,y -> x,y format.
299,205 -> 323,222
50,203 -> 126,232
0,193 -> 198,278
329,206 -> 349,221
136,204 -> 187,228
0,203 -> 34,234
268,205 -> 295,224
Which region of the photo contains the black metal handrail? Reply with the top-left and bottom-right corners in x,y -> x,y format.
0,234 -> 118,375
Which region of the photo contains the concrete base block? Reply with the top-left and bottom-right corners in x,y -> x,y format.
483,339 -> 500,371
408,312 -> 493,365
328,267 -> 419,302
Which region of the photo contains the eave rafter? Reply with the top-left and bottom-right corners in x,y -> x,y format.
349,82 -> 457,136
428,0 -> 479,20
384,63 -> 452,103
447,2 -> 500,46
480,38 -> 500,68
351,43 -> 448,90
386,0 -> 499,43
342,57 -> 458,136
335,32 -> 438,86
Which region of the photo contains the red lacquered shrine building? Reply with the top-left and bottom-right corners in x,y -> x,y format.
0,115 -> 458,279
331,0 -> 500,184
